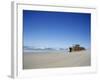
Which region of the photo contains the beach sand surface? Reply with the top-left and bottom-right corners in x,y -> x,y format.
23,50 -> 91,69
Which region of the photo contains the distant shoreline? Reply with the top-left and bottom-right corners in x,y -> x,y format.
24,49 -> 68,54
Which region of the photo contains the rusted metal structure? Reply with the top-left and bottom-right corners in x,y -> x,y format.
69,44 -> 85,52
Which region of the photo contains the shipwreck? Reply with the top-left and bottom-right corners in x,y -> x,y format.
69,44 -> 85,52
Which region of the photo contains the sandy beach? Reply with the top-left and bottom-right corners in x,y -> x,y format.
23,50 -> 91,69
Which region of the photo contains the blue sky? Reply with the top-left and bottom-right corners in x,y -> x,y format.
23,10 -> 91,49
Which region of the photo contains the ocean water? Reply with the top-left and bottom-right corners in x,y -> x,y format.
24,50 -> 68,54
